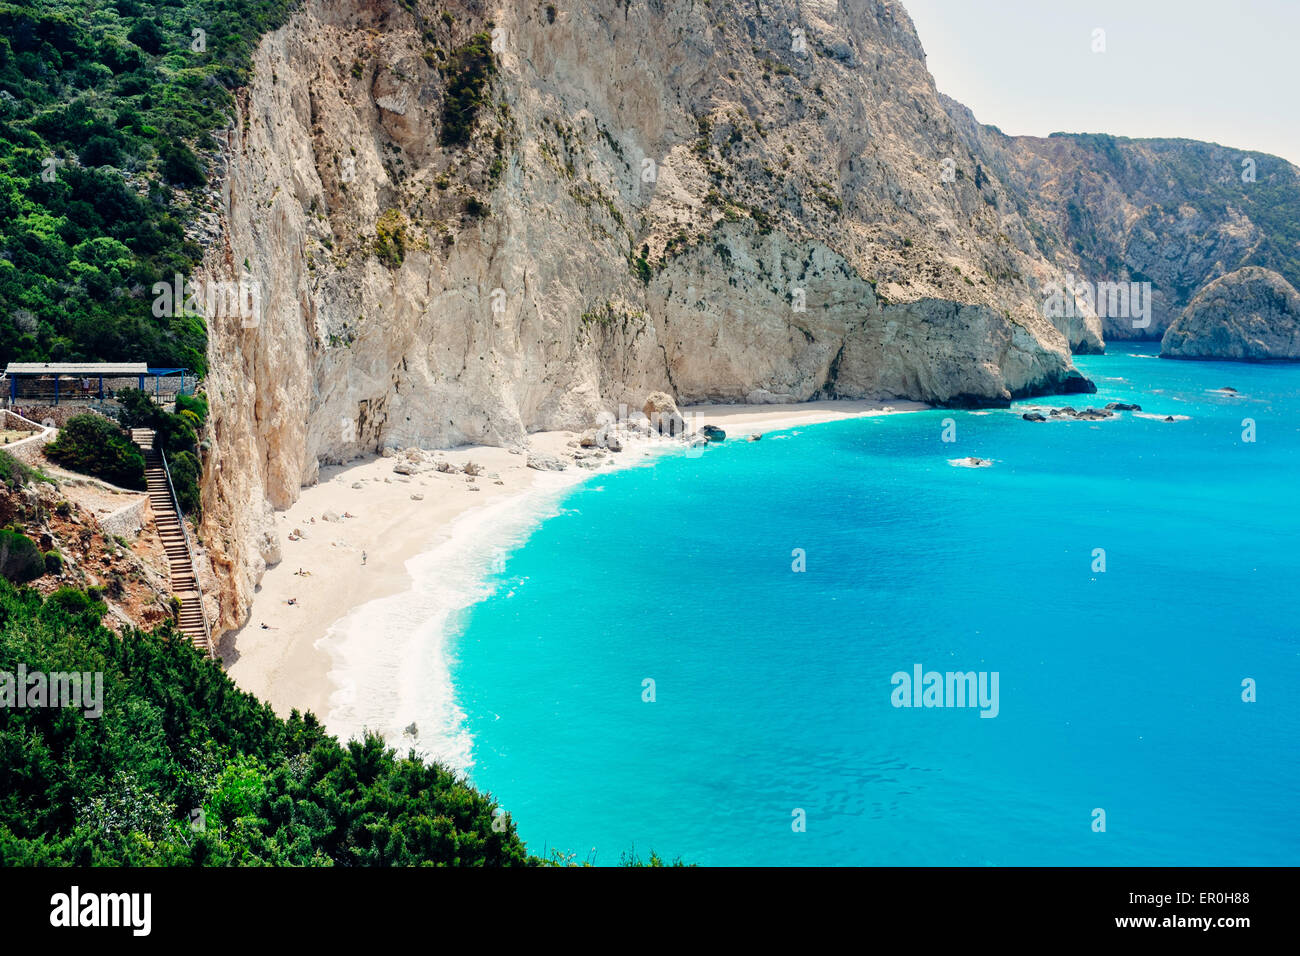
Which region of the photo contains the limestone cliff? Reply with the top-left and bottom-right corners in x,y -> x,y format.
1161,267 -> 1300,361
942,96 -> 1300,343
199,0 -> 1106,638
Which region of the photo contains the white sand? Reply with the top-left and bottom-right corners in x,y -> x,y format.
225,399 -> 926,732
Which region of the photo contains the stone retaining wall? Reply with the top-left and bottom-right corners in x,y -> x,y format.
7,405 -> 84,428
98,498 -> 149,539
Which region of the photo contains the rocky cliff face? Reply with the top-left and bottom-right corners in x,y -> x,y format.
942,97 -> 1300,343
1161,267 -> 1300,360
197,0 -> 1122,637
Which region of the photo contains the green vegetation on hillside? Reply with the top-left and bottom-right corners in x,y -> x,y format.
0,577 -> 530,865
439,32 -> 496,147
1060,133 -> 1300,290
115,386 -> 204,512
0,0 -> 298,373
0,449 -> 51,489
44,412 -> 146,489
0,527 -> 44,583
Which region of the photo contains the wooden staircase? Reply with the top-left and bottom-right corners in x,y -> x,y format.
131,428 -> 210,654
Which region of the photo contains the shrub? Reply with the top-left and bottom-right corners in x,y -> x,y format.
440,34 -> 496,147
161,142 -> 206,187
115,388 -> 159,429
175,392 -> 208,423
43,587 -> 106,621
0,450 -> 50,488
154,412 -> 197,457
0,529 -> 44,583
126,18 -> 164,55
374,208 -> 408,268
43,551 -> 63,575
168,450 -> 201,515
115,389 -> 197,456
0,576 -> 533,866
44,415 -> 146,490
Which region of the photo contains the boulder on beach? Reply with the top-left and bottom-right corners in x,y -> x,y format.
527,453 -> 568,471
462,461 -> 484,476
747,432 -> 763,441
322,510 -> 341,523
643,391 -> 685,436
579,430 -> 599,448
701,424 -> 726,442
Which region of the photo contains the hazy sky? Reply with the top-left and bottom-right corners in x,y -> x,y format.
900,0 -> 1300,166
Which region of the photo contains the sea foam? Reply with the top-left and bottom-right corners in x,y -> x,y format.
317,469 -> 588,772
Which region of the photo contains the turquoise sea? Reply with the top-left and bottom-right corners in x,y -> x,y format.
444,344 -> 1300,865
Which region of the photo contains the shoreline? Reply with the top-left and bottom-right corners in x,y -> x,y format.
224,399 -> 927,749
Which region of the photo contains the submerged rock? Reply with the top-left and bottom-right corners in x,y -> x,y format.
1105,402 -> 1142,411
701,424 -> 726,442
1022,412 -> 1047,422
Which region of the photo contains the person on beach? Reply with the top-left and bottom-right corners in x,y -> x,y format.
362,550 -> 367,566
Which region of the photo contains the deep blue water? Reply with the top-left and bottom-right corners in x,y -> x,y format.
447,344 -> 1300,865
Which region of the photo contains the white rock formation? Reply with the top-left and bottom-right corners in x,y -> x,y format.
197,0 -> 1098,636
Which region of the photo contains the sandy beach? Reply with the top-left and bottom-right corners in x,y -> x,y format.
224,399 -> 927,738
